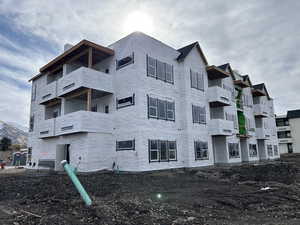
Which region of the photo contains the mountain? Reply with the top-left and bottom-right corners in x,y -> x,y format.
0,121 -> 28,146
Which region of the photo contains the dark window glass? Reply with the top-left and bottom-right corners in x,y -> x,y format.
117,94 -> 135,109
149,140 -> 177,162
147,55 -> 173,83
116,53 -> 134,70
195,141 -> 209,160
158,99 -> 166,119
228,143 -> 240,158
116,140 -> 135,151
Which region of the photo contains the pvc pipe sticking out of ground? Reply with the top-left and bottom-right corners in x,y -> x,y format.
61,160 -> 92,206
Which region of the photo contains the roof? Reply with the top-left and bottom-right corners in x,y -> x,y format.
29,40 -> 114,81
287,110 -> 300,119
252,83 -> 271,100
177,42 -> 208,65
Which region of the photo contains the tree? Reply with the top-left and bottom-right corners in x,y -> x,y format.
0,137 -> 12,151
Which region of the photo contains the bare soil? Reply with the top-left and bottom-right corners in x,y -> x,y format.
1,154 -> 300,225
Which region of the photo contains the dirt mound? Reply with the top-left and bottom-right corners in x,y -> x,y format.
1,158 -> 300,225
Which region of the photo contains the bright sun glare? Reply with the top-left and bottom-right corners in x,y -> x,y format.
123,11 -> 154,34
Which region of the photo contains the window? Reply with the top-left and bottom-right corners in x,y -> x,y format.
225,113 -> 238,129
29,115 -> 34,132
116,53 -> 134,70
146,55 -> 174,84
194,141 -> 209,160
116,140 -> 135,151
147,96 -> 175,121
249,144 -> 258,157
228,143 -> 240,158
105,105 -> 109,114
117,94 -> 135,109
27,147 -> 32,164
274,145 -> 279,156
31,84 -> 37,101
192,105 -> 206,124
267,145 -> 273,156
190,69 -> 204,91
149,140 -> 177,162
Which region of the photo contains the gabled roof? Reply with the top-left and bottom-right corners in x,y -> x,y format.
242,75 -> 252,86
252,83 -> 271,99
177,42 -> 208,65
287,110 -> 300,119
218,63 -> 234,78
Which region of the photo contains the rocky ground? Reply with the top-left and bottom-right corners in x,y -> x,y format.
1,154 -> 300,225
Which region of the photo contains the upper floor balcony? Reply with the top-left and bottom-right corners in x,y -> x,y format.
253,104 -> 268,118
57,67 -> 113,97
256,128 -> 271,139
209,119 -> 234,136
207,86 -> 231,107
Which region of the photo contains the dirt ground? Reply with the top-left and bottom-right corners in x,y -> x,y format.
1,155 -> 300,225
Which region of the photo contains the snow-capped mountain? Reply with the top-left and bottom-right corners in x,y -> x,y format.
0,121 -> 28,146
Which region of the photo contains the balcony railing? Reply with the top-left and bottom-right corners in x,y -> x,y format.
278,138 -> 293,144
277,126 -> 291,132
207,86 -> 231,107
38,81 -> 58,104
253,104 -> 268,117
256,128 -> 271,139
209,119 -> 234,136
57,67 -> 113,97
38,111 -> 112,138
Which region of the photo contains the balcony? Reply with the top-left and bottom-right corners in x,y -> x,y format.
277,126 -> 291,132
278,138 -> 293,144
57,67 -> 113,97
253,104 -> 268,117
207,86 -> 231,107
38,81 -> 58,104
209,119 -> 234,136
256,128 -> 271,139
38,118 -> 55,138
55,111 -> 113,135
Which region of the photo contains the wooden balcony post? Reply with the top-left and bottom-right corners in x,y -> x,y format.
88,47 -> 93,68
87,88 -> 92,111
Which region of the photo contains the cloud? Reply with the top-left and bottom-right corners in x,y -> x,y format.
0,0 -> 299,127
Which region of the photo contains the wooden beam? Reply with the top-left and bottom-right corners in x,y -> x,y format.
88,47 -> 93,68
87,88 -> 92,111
65,48 -> 89,65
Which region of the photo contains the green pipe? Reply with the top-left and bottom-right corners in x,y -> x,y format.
61,160 -> 92,206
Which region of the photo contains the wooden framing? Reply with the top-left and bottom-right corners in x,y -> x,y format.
64,88 -> 88,100
206,65 -> 230,80
87,88 -> 92,111
234,80 -> 250,88
88,47 -> 93,68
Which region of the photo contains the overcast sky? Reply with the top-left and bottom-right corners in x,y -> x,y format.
0,0 -> 299,127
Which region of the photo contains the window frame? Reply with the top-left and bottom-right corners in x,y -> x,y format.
146,55 -> 174,84
148,139 -> 177,163
116,52 -> 134,70
249,144 -> 258,157
194,141 -> 209,160
192,105 -> 206,124
228,143 -> 240,159
116,140 -> 135,151
31,84 -> 37,102
147,96 -> 175,122
116,94 -> 135,109
29,115 -> 34,132
190,69 -> 204,91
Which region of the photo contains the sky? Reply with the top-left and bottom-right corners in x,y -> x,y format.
0,0 -> 299,127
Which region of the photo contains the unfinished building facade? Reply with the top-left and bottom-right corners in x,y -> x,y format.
27,32 -> 279,172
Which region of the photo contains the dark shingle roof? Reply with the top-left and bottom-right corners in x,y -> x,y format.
177,42 -> 208,65
177,42 -> 198,60
252,83 -> 265,90
217,63 -> 229,71
287,110 -> 300,119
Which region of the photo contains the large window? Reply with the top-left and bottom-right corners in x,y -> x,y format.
194,141 -> 209,160
116,140 -> 135,151
249,144 -> 258,157
147,55 -> 174,84
267,145 -> 273,156
117,94 -> 135,109
116,53 -> 134,70
149,140 -> 177,162
228,143 -> 240,158
190,69 -> 204,91
192,105 -> 206,124
148,96 -> 175,121
273,145 -> 279,156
